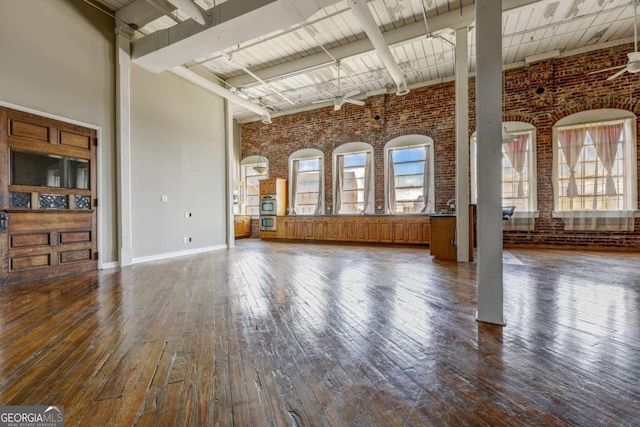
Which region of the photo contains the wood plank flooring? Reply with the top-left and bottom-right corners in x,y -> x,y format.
1,239 -> 639,426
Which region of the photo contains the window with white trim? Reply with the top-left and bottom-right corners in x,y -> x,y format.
289,148 -> 323,215
471,122 -> 538,229
333,142 -> 374,214
384,135 -> 434,214
552,109 -> 637,230
240,155 -> 269,216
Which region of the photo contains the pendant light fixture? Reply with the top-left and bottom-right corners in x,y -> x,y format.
253,154 -> 268,175
253,125 -> 268,174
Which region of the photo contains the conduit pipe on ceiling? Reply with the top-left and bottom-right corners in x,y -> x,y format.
166,0 -> 207,25
172,66 -> 272,124
347,0 -> 409,96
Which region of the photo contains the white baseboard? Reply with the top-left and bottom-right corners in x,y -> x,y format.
100,261 -> 120,270
131,245 -> 227,265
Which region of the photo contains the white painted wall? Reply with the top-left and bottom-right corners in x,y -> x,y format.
130,65 -> 227,259
0,0 -> 118,264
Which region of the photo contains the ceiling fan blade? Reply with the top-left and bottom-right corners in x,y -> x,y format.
344,89 -> 360,98
344,98 -> 365,106
587,64 -> 626,75
607,67 -> 628,80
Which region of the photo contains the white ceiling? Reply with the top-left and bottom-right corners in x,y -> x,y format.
95,0 -> 640,121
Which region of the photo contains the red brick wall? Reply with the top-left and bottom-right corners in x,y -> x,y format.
241,43 -> 640,250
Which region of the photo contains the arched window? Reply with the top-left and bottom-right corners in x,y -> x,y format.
471,122 -> 538,230
333,142 -> 374,214
384,135 -> 434,214
552,109 -> 637,231
240,155 -> 269,216
289,148 -> 324,215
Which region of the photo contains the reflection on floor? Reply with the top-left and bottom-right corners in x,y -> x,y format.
503,250 -> 525,265
0,239 -> 638,425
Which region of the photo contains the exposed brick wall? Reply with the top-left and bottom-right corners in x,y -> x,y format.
241,42 -> 640,250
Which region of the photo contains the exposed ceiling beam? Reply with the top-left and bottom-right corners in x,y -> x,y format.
347,0 -> 408,95
115,0 -> 173,29
225,0 -> 544,88
132,0 -> 341,73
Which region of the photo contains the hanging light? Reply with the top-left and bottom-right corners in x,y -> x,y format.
253,125 -> 268,174
253,153 -> 268,174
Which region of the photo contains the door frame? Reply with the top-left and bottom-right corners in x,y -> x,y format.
0,100 -> 106,270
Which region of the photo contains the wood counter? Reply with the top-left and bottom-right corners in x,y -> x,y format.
260,215 -> 430,245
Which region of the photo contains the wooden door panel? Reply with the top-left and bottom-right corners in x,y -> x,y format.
59,131 -> 91,150
11,254 -> 51,271
9,119 -> 51,143
60,231 -> 91,244
1,106 -> 97,285
10,233 -> 51,248
59,249 -> 92,264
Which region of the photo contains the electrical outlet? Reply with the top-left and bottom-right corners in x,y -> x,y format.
184,212 -> 192,218
161,195 -> 168,202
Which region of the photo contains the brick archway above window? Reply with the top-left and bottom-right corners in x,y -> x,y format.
550,97 -> 639,124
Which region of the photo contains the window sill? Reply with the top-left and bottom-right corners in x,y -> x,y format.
552,210 -> 637,231
511,211 -> 539,219
503,211 -> 538,231
552,210 -> 639,219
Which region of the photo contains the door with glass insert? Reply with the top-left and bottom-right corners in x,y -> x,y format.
0,107 -> 97,285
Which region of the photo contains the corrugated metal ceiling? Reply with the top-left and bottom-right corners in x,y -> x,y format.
94,0 -> 638,121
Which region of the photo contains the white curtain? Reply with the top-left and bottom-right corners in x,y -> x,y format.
420,147 -> 430,213
361,151 -> 373,214
557,129 -> 585,198
289,159 -> 299,214
314,164 -> 323,215
591,124 -> 623,196
504,134 -> 528,198
334,155 -> 344,214
387,150 -> 396,213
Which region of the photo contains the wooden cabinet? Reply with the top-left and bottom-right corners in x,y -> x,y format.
325,218 -> 339,240
392,218 -> 407,243
314,218 -> 327,240
259,178 -> 276,195
234,215 -> 251,238
429,215 -> 457,261
379,218 -> 393,243
264,215 -> 431,246
406,217 -> 429,245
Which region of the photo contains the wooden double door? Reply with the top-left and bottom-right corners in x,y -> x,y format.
0,107 -> 97,285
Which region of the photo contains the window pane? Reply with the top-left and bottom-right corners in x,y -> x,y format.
392,146 -> 425,162
396,187 -> 422,201
556,120 -> 627,211
293,157 -> 321,215
338,152 -> 370,214
11,150 -> 89,189
394,161 -> 424,175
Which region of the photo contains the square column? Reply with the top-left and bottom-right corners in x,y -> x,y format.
475,0 -> 505,325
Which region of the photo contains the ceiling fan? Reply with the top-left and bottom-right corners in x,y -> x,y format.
313,62 -> 364,111
589,0 -> 640,80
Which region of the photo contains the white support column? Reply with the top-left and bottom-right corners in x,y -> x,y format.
475,0 -> 505,325
455,26 -> 470,263
225,99 -> 236,248
116,25 -> 134,267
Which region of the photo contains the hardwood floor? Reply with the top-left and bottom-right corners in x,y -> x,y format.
1,239 -> 639,426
